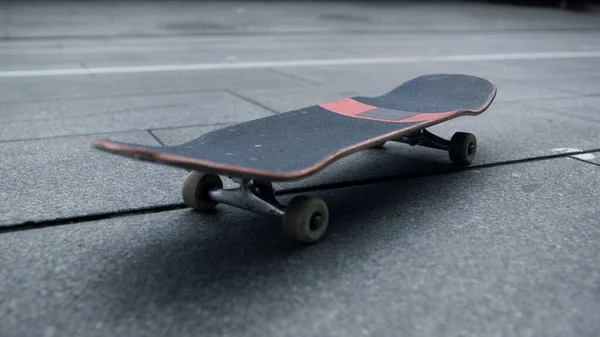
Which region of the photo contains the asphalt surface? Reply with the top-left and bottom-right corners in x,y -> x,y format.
1,1 -> 600,336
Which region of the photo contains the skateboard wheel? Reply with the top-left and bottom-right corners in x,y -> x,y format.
449,132 -> 477,166
282,195 -> 329,243
181,171 -> 223,211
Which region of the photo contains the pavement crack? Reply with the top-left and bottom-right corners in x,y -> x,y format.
224,89 -> 279,114
0,203 -> 187,234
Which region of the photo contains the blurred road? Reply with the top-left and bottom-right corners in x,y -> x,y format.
1,1 -> 600,336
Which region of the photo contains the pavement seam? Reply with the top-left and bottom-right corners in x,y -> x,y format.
0,204 -> 187,234
2,149 -> 599,233
0,122 -> 231,144
147,129 -> 165,146
265,68 -> 321,85
0,88 -> 223,105
569,156 -> 600,167
1,103 -> 191,125
223,89 -> 280,114
150,122 -> 232,132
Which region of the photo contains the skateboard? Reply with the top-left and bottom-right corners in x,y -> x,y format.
92,74 -> 496,243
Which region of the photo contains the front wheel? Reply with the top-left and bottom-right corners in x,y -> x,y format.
282,195 -> 329,243
180,171 -> 223,211
449,132 -> 477,166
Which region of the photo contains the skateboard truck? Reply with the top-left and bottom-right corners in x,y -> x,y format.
396,129 -> 450,150
181,172 -> 328,244
209,179 -> 284,217
383,128 -> 478,166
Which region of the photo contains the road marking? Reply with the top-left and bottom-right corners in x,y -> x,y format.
551,147 -> 597,161
573,153 -> 597,160
2,51 -> 600,78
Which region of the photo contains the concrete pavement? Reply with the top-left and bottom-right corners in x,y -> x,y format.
1,1 -> 599,336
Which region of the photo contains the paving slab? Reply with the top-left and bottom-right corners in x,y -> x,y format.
525,96 -> 600,122
475,60 -> 600,96
0,90 -> 274,141
0,132 -> 185,227
526,75 -> 600,96
1,158 -> 598,337
0,68 -> 310,103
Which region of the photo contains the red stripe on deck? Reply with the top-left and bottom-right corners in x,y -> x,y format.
319,98 -> 376,117
398,111 -> 453,122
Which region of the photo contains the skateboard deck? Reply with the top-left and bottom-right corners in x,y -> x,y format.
91,74 -> 496,181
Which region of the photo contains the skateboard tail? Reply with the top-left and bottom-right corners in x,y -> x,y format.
92,138 -> 339,181
92,139 -> 222,174
91,138 -> 313,181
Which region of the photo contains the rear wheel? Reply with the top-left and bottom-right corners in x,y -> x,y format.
449,132 -> 477,166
